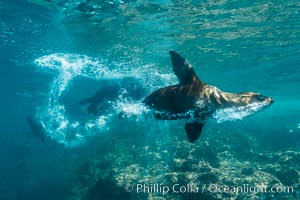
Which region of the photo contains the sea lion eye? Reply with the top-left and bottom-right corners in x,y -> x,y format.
256,95 -> 267,101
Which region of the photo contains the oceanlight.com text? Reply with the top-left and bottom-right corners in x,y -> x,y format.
124,183 -> 294,196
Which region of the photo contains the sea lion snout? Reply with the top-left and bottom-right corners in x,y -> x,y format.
266,97 -> 274,105
254,94 -> 274,105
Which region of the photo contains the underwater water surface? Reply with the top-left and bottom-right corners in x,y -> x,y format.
0,0 -> 299,199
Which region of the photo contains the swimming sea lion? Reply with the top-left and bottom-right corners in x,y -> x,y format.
26,115 -> 47,143
79,78 -> 146,115
143,51 -> 274,143
79,84 -> 121,115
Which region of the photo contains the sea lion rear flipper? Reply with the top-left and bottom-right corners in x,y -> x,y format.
184,122 -> 204,143
169,51 -> 198,84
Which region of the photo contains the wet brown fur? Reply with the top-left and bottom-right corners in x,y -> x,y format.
142,51 -> 273,142
143,51 -> 273,118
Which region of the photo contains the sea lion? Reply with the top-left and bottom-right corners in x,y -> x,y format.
143,51 -> 274,143
79,84 -> 121,115
79,78 -> 146,115
26,115 -> 47,143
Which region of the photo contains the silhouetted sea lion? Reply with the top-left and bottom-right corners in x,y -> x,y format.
79,78 -> 146,115
79,84 -> 121,115
143,51 -> 274,143
26,115 -> 47,143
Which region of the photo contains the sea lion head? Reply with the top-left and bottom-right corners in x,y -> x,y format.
213,92 -> 274,123
235,92 -> 274,106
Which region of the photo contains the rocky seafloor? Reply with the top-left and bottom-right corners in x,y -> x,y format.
67,120 -> 299,200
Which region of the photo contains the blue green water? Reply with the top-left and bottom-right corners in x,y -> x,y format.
0,0 -> 299,199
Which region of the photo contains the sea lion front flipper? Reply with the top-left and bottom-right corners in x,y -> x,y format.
169,51 -> 198,85
184,122 -> 205,143
87,102 -> 99,115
